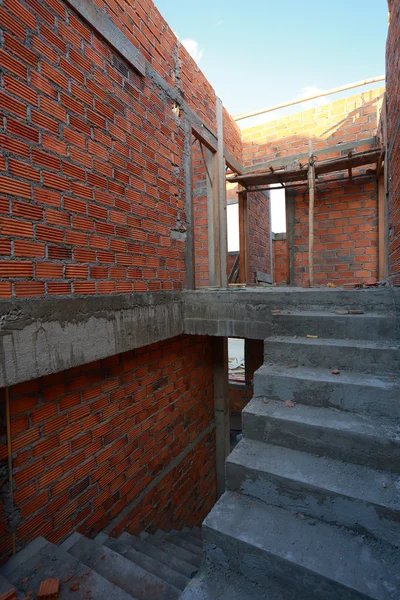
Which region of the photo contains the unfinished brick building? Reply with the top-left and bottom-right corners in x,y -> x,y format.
0,0 -> 399,598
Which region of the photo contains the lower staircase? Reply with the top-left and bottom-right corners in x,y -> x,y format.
184,299 -> 400,599
0,528 -> 202,599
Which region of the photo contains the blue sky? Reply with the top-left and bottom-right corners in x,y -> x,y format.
154,1 -> 388,120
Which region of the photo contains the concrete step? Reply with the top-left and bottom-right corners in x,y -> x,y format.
242,398 -> 400,472
102,535 -> 189,591
0,574 -> 16,597
145,535 -> 202,568
271,310 -> 396,341
183,527 -> 202,541
116,533 -> 197,579
64,533 -> 180,600
178,532 -> 202,549
253,364 -> 400,419
264,336 -> 400,375
203,491 -> 400,600
0,537 -> 134,600
227,438 -> 400,545
179,566 -> 280,600
164,534 -> 203,557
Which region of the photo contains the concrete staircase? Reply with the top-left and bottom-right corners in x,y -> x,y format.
0,528 -> 202,600
185,298 -> 400,599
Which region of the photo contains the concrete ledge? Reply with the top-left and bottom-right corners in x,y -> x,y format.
0,292 -> 182,387
1,287 -> 399,387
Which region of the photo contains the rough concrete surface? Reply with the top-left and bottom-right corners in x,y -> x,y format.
1,287 -> 399,386
242,398 -> 400,471
227,438 -> 400,545
203,491 -> 400,600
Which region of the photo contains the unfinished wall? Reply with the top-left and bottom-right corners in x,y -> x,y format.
242,90 -> 384,285
0,335 -> 215,562
0,0 -> 242,299
0,0 -> 246,564
272,233 -> 288,285
247,189 -> 271,284
292,179 -> 378,286
387,1 -> 400,284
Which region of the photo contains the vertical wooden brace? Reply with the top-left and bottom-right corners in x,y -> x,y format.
212,337 -> 229,498
216,98 -> 228,288
308,140 -> 315,287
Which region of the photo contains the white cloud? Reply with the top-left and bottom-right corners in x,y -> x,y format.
296,85 -> 328,110
181,38 -> 203,63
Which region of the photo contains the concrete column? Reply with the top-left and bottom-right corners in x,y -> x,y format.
286,189 -> 296,286
212,336 -> 230,498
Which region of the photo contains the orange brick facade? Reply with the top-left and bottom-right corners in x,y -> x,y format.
242,89 -> 384,285
387,1 -> 400,284
273,236 -> 288,285
0,0 -> 242,299
0,335 -> 215,562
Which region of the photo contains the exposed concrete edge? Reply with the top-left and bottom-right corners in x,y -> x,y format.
0,292 -> 183,387
104,421 -> 216,536
244,137 -> 377,174
65,0 -> 146,76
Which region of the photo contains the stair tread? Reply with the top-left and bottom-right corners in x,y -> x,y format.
145,535 -> 202,568
180,566 -> 278,600
118,534 -> 198,579
228,438 -> 400,513
273,310 -> 391,318
0,575 -> 15,596
67,535 -> 180,600
243,398 -> 400,441
0,539 -> 134,600
265,335 -> 400,350
256,363 -> 400,389
204,491 -> 400,599
104,536 -> 189,591
165,534 -> 203,556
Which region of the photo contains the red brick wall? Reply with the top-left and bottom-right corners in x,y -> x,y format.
0,0 -> 242,299
387,1 -> 400,284
273,236 -> 288,285
247,190 -> 271,284
242,90 -> 384,285
293,179 -> 378,286
0,335 -> 215,562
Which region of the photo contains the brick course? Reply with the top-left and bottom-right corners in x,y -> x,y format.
242,90 -> 384,285
387,1 -> 400,283
0,0 -> 242,298
0,335 -> 214,562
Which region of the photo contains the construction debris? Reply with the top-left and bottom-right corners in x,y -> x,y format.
38,578 -> 60,600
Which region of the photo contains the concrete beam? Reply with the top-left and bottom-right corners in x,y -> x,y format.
0,293 -> 182,387
212,337 -> 229,498
65,0 -> 146,76
1,287 -> 398,388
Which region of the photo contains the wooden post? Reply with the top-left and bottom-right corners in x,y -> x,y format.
308,140 -> 315,287
216,98 -> 228,288
238,185 -> 248,284
378,175 -> 388,279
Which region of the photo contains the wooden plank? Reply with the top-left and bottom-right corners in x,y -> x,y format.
227,148 -> 382,187
308,141 -> 315,288
238,186 -> 247,283
192,121 -> 218,153
212,149 -> 221,287
206,147 -> 215,286
217,98 -> 228,288
241,138 -> 377,175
